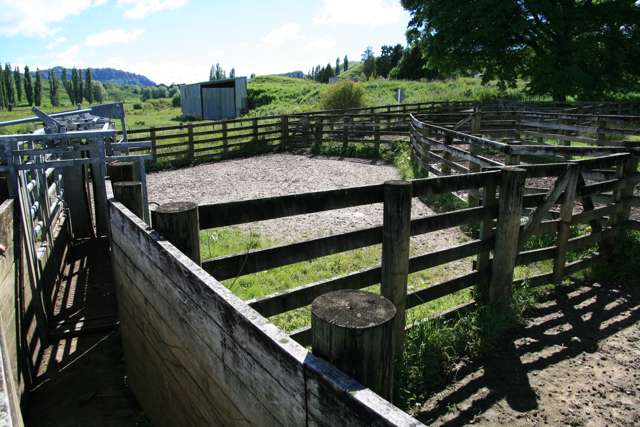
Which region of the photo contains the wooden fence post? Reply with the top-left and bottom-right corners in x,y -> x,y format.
476,177 -> 498,303
281,116 -> 289,150
222,122 -> 228,153
313,117 -> 323,152
374,115 -> 381,156
150,127 -> 157,166
381,180 -> 411,359
113,181 -> 144,219
151,201 -> 201,265
311,290 -> 395,401
442,133 -> 453,175
187,123 -> 194,163
489,167 -> 525,307
616,155 -> 639,224
469,109 -> 482,206
553,164 -> 579,283
252,118 -> 258,141
342,116 -> 349,151
303,115 -> 310,147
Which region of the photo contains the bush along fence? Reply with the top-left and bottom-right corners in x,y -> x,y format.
117,100 -> 640,170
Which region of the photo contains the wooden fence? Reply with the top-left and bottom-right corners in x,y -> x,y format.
118,100 -> 640,170
191,148 -> 637,348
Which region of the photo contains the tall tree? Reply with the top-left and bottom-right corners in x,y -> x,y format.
24,66 -> 33,106
3,63 -> 15,109
335,57 -> 341,75
77,72 -> 83,104
13,67 -> 22,103
402,0 -> 640,100
71,68 -> 80,104
92,81 -> 105,103
84,68 -> 93,103
0,68 -> 6,110
343,55 -> 349,71
61,68 -> 73,103
361,47 -> 376,79
49,69 -> 60,106
229,68 -> 236,78
377,44 -> 404,78
34,68 -> 42,107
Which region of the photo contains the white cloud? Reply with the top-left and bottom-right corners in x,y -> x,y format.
117,0 -> 188,19
207,49 -> 223,58
306,39 -> 336,51
85,28 -> 143,46
46,36 -> 68,50
0,0 -> 100,37
314,0 -> 403,26
50,44 -> 83,68
263,23 -> 301,47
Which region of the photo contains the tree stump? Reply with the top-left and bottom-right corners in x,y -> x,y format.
151,201 -> 201,264
311,289 -> 396,400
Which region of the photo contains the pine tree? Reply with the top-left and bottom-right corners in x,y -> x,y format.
84,68 -> 93,103
24,66 -> 33,106
229,68 -> 236,78
335,58 -> 340,75
13,67 -> 22,103
34,69 -> 42,107
343,55 -> 349,71
49,70 -> 60,106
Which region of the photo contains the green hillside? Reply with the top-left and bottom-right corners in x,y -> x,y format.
1,73 -> 528,133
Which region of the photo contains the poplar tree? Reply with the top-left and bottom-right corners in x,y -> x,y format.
61,69 -> 73,103
49,70 -> 60,106
3,63 -> 15,109
24,66 -> 33,106
84,68 -> 93,103
0,68 -> 6,110
34,69 -> 42,107
77,72 -> 83,105
13,67 -> 22,103
71,68 -> 79,104
335,58 -> 340,75
343,55 -> 349,71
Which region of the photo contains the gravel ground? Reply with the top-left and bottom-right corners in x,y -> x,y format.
147,153 -> 466,253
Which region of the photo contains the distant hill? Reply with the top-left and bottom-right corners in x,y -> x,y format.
276,71 -> 305,79
40,67 -> 156,87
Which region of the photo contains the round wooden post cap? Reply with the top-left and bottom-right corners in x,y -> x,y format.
155,201 -> 198,214
311,290 -> 396,329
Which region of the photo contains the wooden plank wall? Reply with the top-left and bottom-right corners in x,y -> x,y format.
109,199 -> 421,427
0,200 -> 24,427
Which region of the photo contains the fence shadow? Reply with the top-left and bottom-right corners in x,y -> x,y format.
415,278 -> 640,426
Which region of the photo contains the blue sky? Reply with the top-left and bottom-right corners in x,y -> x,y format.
0,0 -> 411,84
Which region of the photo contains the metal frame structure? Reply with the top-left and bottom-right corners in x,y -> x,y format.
0,104 -> 151,333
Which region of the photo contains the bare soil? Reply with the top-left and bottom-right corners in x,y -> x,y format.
147,153 -> 467,253
416,279 -> 640,427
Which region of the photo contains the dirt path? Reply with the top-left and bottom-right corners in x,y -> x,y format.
416,279 -> 640,426
147,153 -> 467,253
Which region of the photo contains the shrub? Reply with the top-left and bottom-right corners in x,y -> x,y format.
132,103 -> 143,110
320,80 -> 365,110
172,94 -> 181,107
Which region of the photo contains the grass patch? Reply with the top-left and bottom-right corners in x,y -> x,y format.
396,281 -> 546,411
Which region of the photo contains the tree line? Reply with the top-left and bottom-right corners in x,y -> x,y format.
401,0 -> 640,100
0,64 -> 106,111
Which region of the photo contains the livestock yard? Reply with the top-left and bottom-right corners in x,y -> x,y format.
0,100 -> 639,426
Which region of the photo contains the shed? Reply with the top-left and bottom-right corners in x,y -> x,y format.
179,77 -> 248,120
